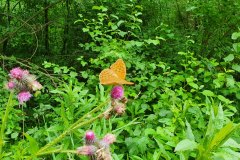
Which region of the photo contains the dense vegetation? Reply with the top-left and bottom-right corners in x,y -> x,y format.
1,0 -> 240,159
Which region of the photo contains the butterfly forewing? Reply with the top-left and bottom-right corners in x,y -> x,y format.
110,59 -> 126,80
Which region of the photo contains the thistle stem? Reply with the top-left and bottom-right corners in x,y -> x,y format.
0,91 -> 14,157
32,99 -> 110,158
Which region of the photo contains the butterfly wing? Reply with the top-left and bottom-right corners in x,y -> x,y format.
99,68 -> 134,85
99,69 -> 120,85
99,59 -> 134,85
110,59 -> 126,80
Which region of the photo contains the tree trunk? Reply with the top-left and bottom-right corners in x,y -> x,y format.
44,0 -> 49,55
3,0 -> 10,55
62,0 -> 70,54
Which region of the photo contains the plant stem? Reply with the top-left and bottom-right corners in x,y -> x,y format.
33,99 -> 110,158
0,91 -> 14,156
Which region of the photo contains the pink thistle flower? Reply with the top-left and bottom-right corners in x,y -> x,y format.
111,86 -> 124,99
7,81 -> 15,90
31,81 -> 42,91
76,145 -> 97,155
85,130 -> 96,145
17,91 -> 32,104
9,67 -> 24,80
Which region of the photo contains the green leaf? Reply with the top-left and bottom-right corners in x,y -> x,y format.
223,54 -> 234,62
207,122 -> 236,151
81,71 -> 88,78
117,20 -> 125,26
111,25 -> 118,30
185,119 -> 195,141
144,128 -> 156,136
70,71 -> 77,78
233,43 -> 240,53
134,41 -> 144,47
92,6 -> 107,12
202,90 -> 215,97
188,82 -> 198,89
232,64 -> 240,72
24,133 -> 39,155
11,132 -> 18,139
130,155 -> 143,160
222,138 -> 240,149
226,75 -> 235,88
217,95 -> 232,104
144,39 -> 160,45
175,139 -> 198,152
92,6 -> 101,10
82,28 -> 89,32
219,148 -> 240,159
231,32 -> 240,40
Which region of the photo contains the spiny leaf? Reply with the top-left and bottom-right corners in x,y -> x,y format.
24,133 -> 39,155
207,122 -> 236,151
185,119 -> 195,141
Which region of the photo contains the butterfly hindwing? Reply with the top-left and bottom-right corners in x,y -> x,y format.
99,69 -> 119,85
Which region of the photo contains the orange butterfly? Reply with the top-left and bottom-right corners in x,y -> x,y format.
99,59 -> 134,85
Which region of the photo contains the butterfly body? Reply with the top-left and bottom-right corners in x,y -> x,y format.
99,59 -> 134,85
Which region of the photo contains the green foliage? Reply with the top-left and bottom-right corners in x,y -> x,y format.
1,1 -> 240,160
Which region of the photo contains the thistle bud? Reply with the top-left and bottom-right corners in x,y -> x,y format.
111,86 -> 124,99
7,81 -> 15,90
85,130 -> 96,145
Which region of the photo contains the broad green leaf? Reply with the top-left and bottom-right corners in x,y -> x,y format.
92,6 -> 101,10
232,64 -> 240,72
174,139 -> 198,152
223,54 -> 234,62
186,6 -> 197,11
231,32 -> 240,40
144,128 -> 156,136
188,82 -> 198,89
226,75 -> 235,88
202,90 -> 215,97
11,132 -> 18,139
233,43 -> 240,53
117,20 -> 124,26
111,25 -> 118,30
144,39 -> 160,45
217,95 -> 232,104
118,31 -> 127,37
82,28 -> 89,32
